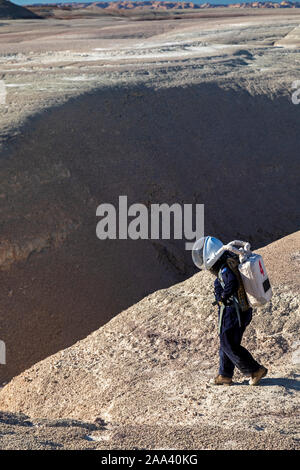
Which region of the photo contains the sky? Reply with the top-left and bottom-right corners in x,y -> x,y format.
14,0 -> 283,5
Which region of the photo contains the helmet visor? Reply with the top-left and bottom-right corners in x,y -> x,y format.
204,236 -> 224,269
192,237 -> 206,269
192,236 -> 224,270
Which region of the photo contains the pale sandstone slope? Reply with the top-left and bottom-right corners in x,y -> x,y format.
0,231 -> 299,450
275,25 -> 300,47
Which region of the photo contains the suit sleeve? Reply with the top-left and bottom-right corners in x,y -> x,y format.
220,267 -> 238,302
214,278 -> 223,302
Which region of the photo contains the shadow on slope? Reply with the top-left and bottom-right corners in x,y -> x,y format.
0,0 -> 41,19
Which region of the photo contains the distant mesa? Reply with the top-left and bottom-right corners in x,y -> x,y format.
0,0 -> 41,18
25,1 -> 300,12
24,1 -> 300,19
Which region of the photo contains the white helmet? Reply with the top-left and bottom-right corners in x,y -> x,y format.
192,236 -> 224,270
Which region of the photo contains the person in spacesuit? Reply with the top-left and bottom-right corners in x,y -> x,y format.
192,236 -> 268,386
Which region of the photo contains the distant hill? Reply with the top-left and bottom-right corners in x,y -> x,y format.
26,1 -> 300,12
25,1 -> 300,20
0,0 -> 41,18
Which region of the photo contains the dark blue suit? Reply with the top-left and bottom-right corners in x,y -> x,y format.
214,266 -> 260,378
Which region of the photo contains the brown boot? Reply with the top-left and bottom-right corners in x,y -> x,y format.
211,375 -> 233,386
249,366 -> 268,386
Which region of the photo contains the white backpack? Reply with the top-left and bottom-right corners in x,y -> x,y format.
223,241 -> 273,308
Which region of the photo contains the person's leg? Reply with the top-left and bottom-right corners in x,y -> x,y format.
219,346 -> 235,378
220,325 -> 260,376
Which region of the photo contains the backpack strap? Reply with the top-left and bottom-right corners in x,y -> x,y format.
233,296 -> 242,328
218,265 -> 227,334
226,257 -> 250,312
218,303 -> 225,335
218,265 -> 226,289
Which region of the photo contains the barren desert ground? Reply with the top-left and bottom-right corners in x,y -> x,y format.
0,9 -> 299,450
1,10 -> 300,133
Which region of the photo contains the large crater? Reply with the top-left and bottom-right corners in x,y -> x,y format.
0,82 -> 299,382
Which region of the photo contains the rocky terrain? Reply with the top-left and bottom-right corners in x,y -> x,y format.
0,231 -> 299,450
0,10 -> 299,449
0,8 -> 300,382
